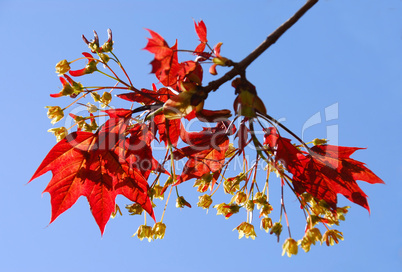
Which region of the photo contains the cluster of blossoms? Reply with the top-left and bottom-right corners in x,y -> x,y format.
33,18 -> 382,258
133,222 -> 167,242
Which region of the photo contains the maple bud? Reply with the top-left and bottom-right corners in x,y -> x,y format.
212,56 -> 230,66
298,228 -> 322,252
98,53 -> 110,63
260,217 -> 273,232
245,199 -> 255,212
60,82 -> 74,96
225,143 -> 236,158
309,198 -> 326,216
272,163 -> 285,178
197,194 -> 213,210
82,30 -> 100,53
300,192 -> 313,206
308,227 -> 322,243
270,222 -> 282,239
133,224 -> 153,242
47,127 -> 68,142
253,192 -> 268,209
100,29 -> 113,52
232,77 -> 267,118
69,114 -> 87,130
324,210 -> 340,226
306,215 -> 321,228
164,176 -> 175,186
148,187 -> 156,199
231,191 -> 247,205
282,238 -> 298,257
209,42 -> 231,75
100,92 -> 112,107
163,91 -> 194,119
234,222 -> 257,240
152,222 -> 166,240
259,203 -> 273,217
45,106 -> 64,124
223,173 -> 245,195
86,102 -> 98,113
126,203 -> 143,215
214,203 -> 240,219
312,138 -> 328,145
298,236 -> 311,253
85,59 -> 98,74
111,204 -> 122,219
176,196 -> 191,208
83,114 -> 98,132
153,184 -> 164,200
91,92 -> 101,102
322,229 -> 343,246
55,59 -> 70,75
318,199 -> 331,210
336,206 -> 350,222
62,75 -> 83,97
193,173 -> 213,193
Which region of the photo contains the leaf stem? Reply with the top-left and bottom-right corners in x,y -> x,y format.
110,51 -> 133,86
161,186 -> 173,223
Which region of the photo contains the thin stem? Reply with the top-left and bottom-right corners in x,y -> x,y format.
96,69 -> 121,82
175,186 -> 180,198
62,94 -> 86,111
160,186 -> 173,223
150,149 -> 169,188
249,120 -> 268,161
110,51 -> 133,86
265,169 -> 270,202
84,86 -> 131,90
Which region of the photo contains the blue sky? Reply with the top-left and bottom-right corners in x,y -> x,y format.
1,0 -> 401,271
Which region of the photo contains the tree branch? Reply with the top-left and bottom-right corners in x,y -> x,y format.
202,0 -> 319,94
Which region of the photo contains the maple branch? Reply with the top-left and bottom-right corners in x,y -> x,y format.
202,0 -> 318,94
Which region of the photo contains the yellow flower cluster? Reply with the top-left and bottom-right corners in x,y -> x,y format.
197,194 -> 213,210
133,222 -> 167,242
234,222 -> 257,240
282,238 -> 298,257
45,106 -> 64,124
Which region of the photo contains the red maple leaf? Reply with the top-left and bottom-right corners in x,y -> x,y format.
178,61 -> 204,85
117,84 -> 175,105
29,109 -> 155,234
154,42 -> 181,87
173,121 -> 235,184
153,113 -> 181,147
194,20 -> 207,43
144,29 -> 181,88
293,145 -> 384,211
144,30 -> 206,89
264,128 -> 384,212
263,127 -> 305,177
143,29 -> 172,60
127,123 -> 168,177
194,20 -> 207,54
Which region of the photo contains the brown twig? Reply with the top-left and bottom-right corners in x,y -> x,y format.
202,0 -> 319,94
